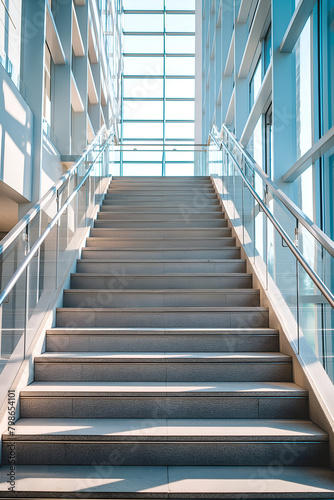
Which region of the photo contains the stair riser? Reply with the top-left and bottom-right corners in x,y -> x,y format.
108,183 -> 214,188
99,205 -> 223,213
105,193 -> 218,200
34,362 -> 292,382
19,396 -> 309,419
81,249 -> 241,259
89,228 -> 232,238
46,333 -> 279,353
108,183 -> 213,187
62,291 -> 259,308
107,189 -> 216,195
76,261 -> 247,274
97,212 -> 225,220
70,276 -> 253,290
4,441 -> 326,467
102,200 -> 221,207
56,310 -> 269,328
85,238 -> 236,249
94,220 -> 228,228
111,177 -> 211,181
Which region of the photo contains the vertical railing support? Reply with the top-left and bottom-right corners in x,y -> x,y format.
23,225 -> 30,359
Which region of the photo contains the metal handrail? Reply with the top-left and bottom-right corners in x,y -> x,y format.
0,125 -> 113,255
0,130 -> 115,308
210,129 -> 334,310
216,124 -> 334,259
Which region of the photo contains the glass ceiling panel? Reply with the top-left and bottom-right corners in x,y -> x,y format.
123,100 -> 164,120
124,35 -> 164,53
123,121 -> 164,139
166,57 -> 195,75
166,0 -> 196,11
121,6 -> 196,163
123,78 -> 164,98
123,0 -> 164,10
124,14 -> 164,32
165,14 -> 195,32
124,56 -> 164,75
165,78 -> 195,98
165,122 -> 194,139
165,101 -> 195,120
165,35 -> 195,53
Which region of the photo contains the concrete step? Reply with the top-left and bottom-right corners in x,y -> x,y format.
1,465 -> 334,498
105,193 -> 218,200
99,205 -> 223,213
33,352 -> 292,383
3,419 -> 327,466
63,288 -> 258,308
107,187 -> 216,193
94,219 -> 228,228
76,258 -> 247,274
102,199 -> 221,207
19,381 -> 309,419
56,306 -> 269,328
85,237 -> 236,249
89,227 -> 232,238
110,175 -> 211,182
45,327 -> 279,352
80,247 -> 241,260
70,273 -> 253,290
97,211 -> 225,220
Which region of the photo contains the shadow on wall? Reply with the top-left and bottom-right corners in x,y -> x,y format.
0,63 -> 33,204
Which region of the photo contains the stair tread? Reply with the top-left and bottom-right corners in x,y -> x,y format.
35,352 -> 290,363
0,465 -> 333,496
21,381 -> 307,397
71,273 -> 251,277
47,327 -> 278,334
99,210 -> 223,213
82,246 -> 239,250
77,259 -> 245,263
4,419 -> 327,441
57,306 -> 268,311
64,288 -> 257,294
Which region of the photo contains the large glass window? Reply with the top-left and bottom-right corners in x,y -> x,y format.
0,0 -> 23,89
264,25 -> 272,74
122,1 -> 195,175
295,18 -> 312,159
249,56 -> 262,110
43,43 -> 52,129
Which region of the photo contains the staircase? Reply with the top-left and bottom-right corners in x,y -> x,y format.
1,176 -> 334,498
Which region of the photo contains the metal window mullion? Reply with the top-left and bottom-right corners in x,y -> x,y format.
162,0 -> 167,176
120,73 -> 124,176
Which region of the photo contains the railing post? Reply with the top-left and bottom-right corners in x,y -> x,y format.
296,257 -> 300,354
23,225 -> 30,359
252,171 -> 256,264
55,190 -> 60,288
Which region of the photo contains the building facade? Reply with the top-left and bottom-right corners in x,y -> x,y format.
0,0 -> 122,238
201,0 -> 334,241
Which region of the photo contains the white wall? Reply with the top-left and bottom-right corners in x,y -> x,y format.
0,64 -> 33,203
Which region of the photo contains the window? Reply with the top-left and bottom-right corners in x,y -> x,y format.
0,0 -> 23,88
295,19 -> 312,159
43,43 -> 52,129
122,3 -> 196,174
264,25 -> 272,73
249,56 -> 261,110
